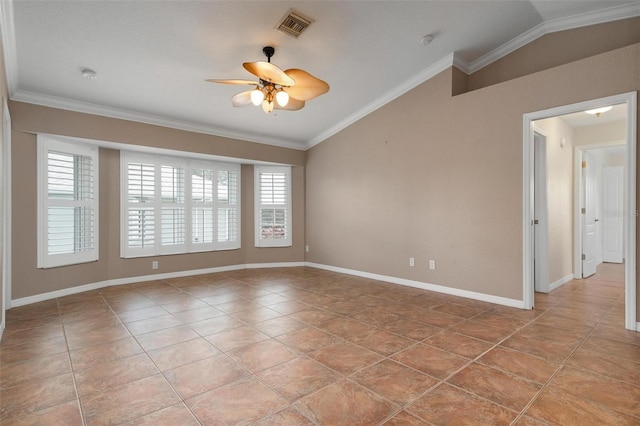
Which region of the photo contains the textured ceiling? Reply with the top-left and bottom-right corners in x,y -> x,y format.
2,1 -> 638,149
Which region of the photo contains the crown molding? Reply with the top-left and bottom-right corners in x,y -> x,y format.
11,89 -> 306,151
468,2 -> 640,73
2,2 -> 638,151
305,53 -> 456,150
0,0 -> 17,96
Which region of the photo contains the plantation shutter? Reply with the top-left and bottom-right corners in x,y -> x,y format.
216,169 -> 239,248
160,164 -> 186,253
255,166 -> 291,247
124,159 -> 156,257
38,137 -> 99,268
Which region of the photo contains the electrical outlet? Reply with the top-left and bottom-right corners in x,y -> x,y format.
429,260 -> 436,270
152,261 -> 159,270
409,257 -> 415,267
305,245 -> 310,253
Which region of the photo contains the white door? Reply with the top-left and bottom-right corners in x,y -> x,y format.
582,151 -> 598,278
602,166 -> 624,263
533,132 -> 549,292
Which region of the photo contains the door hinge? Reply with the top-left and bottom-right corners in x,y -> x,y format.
582,161 -> 587,168
582,254 -> 586,260
581,207 -> 586,214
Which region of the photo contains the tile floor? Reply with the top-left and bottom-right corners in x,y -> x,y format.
0,263 -> 638,425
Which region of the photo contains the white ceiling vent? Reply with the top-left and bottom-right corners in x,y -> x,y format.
275,9 -> 314,38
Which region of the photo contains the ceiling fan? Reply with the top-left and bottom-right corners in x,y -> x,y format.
207,46 -> 329,113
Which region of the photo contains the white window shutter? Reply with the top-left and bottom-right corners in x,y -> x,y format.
38,136 -> 99,268
121,154 -> 240,258
255,166 -> 291,247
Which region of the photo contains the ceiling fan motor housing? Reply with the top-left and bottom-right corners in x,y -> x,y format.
263,46 -> 275,62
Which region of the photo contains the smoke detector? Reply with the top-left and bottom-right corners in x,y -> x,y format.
275,9 -> 314,38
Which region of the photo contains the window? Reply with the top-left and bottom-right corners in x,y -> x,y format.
255,165 -> 291,247
37,136 -> 99,268
121,152 -> 240,258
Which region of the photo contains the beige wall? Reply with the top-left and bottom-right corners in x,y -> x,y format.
10,103 -> 305,300
305,43 -> 639,306
535,117 -> 574,285
468,17 -> 640,91
574,120 -> 627,147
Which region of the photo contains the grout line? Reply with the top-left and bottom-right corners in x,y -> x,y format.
57,298 -> 88,426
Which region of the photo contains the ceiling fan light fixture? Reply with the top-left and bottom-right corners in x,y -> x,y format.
276,90 -> 289,107
585,106 -> 612,117
250,88 -> 264,106
262,99 -> 275,113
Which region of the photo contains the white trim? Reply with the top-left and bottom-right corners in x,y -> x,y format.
37,132 -> 289,167
523,91 -> 637,331
10,260 -> 525,309
306,262 -> 525,309
10,261 -> 305,307
548,274 -> 574,292
246,262 -> 306,269
11,89 -> 305,151
0,0 -> 17,97
469,2 -> 640,73
305,53 -> 456,149
2,100 -> 11,319
624,93 -> 637,332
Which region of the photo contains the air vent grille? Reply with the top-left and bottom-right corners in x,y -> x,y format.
275,9 -> 314,38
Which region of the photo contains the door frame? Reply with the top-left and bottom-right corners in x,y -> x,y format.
522,91 -> 637,331
1,98 -> 10,334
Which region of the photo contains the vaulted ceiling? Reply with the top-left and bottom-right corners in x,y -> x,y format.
2,1 -> 638,150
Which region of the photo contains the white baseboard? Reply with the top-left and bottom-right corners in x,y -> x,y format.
10,262 -> 304,308
11,261 -> 527,310
305,262 -> 525,309
548,274 -> 574,292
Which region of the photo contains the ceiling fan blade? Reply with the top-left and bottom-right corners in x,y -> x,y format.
231,90 -> 253,107
283,69 -> 329,100
275,97 -> 305,111
206,79 -> 258,85
243,61 -> 295,86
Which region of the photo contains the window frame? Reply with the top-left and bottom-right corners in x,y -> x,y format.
37,135 -> 100,268
254,165 -> 292,248
120,152 -> 240,258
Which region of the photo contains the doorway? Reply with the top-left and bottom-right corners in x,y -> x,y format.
523,92 -> 637,331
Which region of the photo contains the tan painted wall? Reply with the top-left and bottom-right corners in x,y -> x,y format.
574,120 -> 627,146
469,17 -> 640,91
535,117 -> 574,285
305,43 -> 639,305
10,104 -> 305,299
